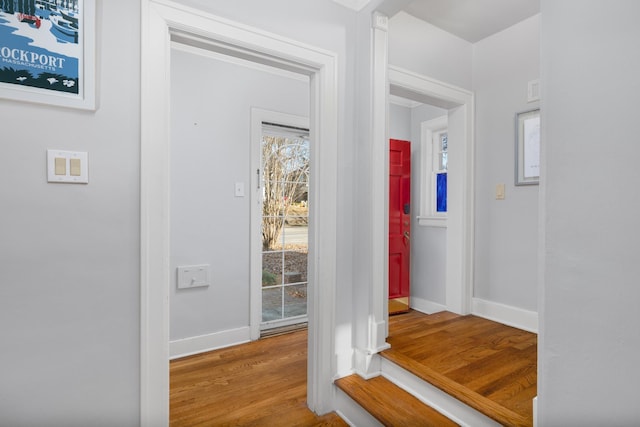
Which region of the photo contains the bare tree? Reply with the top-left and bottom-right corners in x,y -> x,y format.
262,135 -> 309,250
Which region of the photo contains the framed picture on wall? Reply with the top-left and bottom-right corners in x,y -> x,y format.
0,0 -> 95,110
515,108 -> 540,185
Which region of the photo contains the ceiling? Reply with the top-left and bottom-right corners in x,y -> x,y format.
333,0 -> 540,43
402,0 -> 540,43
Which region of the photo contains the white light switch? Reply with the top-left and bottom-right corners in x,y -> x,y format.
47,150 -> 88,184
496,183 -> 506,200
235,182 -> 245,197
177,264 -> 210,289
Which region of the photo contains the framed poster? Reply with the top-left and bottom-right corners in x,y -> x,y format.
0,0 -> 95,110
515,108 -> 540,185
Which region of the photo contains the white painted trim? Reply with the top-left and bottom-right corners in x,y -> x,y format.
389,94 -> 421,108
140,1 -> 171,425
381,358 -> 501,427
417,216 -> 448,227
357,10 -> 391,375
334,386 -> 385,427
388,65 -> 475,316
141,1 -> 339,423
353,347 -> 383,380
420,115 -> 448,221
171,42 -> 309,83
332,0 -> 373,12
471,298 -> 538,333
169,327 -> 251,360
250,109 -> 309,341
410,296 -> 448,314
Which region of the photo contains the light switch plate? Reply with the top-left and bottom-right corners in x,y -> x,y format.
235,182 -> 245,197
496,183 -> 506,200
177,264 -> 210,289
47,150 -> 88,184
528,79 -> 540,103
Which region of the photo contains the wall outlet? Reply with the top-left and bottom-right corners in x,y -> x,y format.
177,264 -> 210,289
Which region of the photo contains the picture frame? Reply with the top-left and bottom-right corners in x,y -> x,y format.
515,108 -> 540,185
0,0 -> 95,110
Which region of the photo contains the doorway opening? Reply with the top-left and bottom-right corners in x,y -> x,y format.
141,2 -> 340,421
387,65 -> 474,319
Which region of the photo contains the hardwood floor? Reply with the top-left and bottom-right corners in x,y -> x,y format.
170,330 -> 347,426
384,310 -> 537,427
171,311 -> 537,426
335,374 -> 459,426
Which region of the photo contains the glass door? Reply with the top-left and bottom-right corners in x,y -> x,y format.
260,123 -> 309,331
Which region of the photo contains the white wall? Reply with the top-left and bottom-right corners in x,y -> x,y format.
0,1 -> 140,425
389,103 -> 411,140
389,11 -> 473,91
472,15 -> 540,312
169,46 -> 309,344
410,104 -> 449,307
539,1 -> 640,424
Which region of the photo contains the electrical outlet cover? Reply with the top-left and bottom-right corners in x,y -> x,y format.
177,264 -> 210,289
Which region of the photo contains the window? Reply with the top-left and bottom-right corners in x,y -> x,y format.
418,115 -> 448,227
435,130 -> 448,213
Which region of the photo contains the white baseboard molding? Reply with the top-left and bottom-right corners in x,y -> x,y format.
410,296 -> 448,314
170,326 -> 251,359
381,357 -> 501,427
471,298 -> 538,333
334,385 -> 384,427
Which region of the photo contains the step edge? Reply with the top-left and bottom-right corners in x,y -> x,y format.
381,357 -> 501,427
381,349 -> 531,427
335,374 -> 457,426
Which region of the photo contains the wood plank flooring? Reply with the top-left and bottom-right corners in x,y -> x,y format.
383,310 -> 537,427
335,374 -> 458,426
170,329 -> 347,426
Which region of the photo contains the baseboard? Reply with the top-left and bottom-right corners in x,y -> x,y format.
471,298 -> 538,333
170,326 -> 251,359
410,296 -> 448,314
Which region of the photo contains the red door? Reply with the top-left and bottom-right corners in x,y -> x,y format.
389,139 -> 411,314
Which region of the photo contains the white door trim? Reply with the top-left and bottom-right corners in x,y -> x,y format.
140,1 -> 339,424
388,65 -> 475,315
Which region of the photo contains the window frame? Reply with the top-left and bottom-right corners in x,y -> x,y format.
418,115 -> 448,227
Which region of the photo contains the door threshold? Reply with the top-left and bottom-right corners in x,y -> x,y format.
260,322 -> 308,338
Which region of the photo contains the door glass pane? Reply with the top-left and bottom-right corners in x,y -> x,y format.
436,172 -> 447,213
284,284 -> 307,318
261,126 -> 309,328
262,287 -> 283,322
